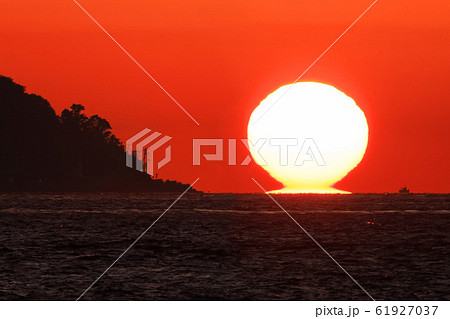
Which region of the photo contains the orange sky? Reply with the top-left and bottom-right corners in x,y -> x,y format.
1,0 -> 449,193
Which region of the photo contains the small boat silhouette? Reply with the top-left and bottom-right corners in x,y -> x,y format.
399,186 -> 410,194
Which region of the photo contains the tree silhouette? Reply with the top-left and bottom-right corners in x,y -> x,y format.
59,104 -> 124,178
0,75 -> 192,192
0,76 -> 61,185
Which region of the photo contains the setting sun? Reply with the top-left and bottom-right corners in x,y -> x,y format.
247,82 -> 369,194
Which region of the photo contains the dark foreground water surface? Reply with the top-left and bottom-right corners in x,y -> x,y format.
0,193 -> 448,300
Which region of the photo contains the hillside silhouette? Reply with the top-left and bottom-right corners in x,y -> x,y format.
0,75 -> 194,192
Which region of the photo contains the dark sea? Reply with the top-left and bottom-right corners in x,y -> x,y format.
0,193 -> 448,301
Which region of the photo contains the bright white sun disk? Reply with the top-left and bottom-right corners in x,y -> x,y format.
247,82 -> 368,194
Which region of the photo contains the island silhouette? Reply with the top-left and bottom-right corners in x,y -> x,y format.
0,75 -> 194,192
